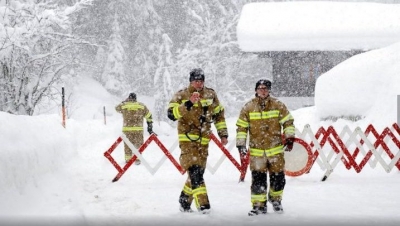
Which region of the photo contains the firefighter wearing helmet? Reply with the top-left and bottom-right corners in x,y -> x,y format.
115,92 -> 155,165
236,79 -> 295,216
167,68 -> 228,214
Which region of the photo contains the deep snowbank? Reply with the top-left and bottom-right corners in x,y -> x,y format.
315,41 -> 400,123
0,112 -> 76,195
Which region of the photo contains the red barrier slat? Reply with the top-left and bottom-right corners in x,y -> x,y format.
104,123 -> 400,182
103,137 -> 123,174
151,135 -> 186,174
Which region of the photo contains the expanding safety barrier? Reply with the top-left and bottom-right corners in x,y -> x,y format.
104,123 -> 400,182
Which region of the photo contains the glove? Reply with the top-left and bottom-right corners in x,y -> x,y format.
284,137 -> 295,152
147,122 -> 154,135
237,146 -> 247,155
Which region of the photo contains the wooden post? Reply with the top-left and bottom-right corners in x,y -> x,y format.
103,106 -> 106,125
62,87 -> 66,128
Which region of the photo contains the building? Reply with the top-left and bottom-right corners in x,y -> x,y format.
236,1 -> 400,103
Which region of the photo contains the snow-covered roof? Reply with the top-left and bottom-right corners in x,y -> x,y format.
237,1 -> 400,52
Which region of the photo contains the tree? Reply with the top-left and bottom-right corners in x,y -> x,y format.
123,0 -> 164,95
63,0 -> 269,119
167,0 -> 245,117
71,0 -> 166,97
0,0 -> 93,115
101,13 -> 127,96
154,33 -> 174,123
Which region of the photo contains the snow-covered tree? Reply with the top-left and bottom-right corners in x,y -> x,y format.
124,0 -> 164,95
63,0 -> 271,119
154,33 -> 174,123
101,13 -> 126,96
72,0 -> 166,96
0,0 -> 92,115
91,46 -> 107,82
166,0 -> 245,116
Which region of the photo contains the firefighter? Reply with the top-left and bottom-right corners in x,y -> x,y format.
115,92 -> 155,165
236,79 -> 295,216
167,68 -> 228,214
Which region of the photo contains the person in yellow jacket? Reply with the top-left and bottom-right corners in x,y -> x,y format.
167,68 -> 228,214
236,79 -> 295,216
115,92 -> 154,165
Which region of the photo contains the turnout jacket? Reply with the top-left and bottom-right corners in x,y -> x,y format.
236,95 -> 295,157
168,85 -> 228,144
115,100 -> 152,132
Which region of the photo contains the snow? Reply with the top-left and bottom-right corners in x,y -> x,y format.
237,1 -> 400,51
315,41 -> 400,123
2,88 -> 399,226
1,1 -> 400,226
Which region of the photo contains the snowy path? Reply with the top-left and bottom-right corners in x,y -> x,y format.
63,118 -> 400,226
1,112 -> 399,226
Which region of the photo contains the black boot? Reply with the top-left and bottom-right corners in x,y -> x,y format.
248,206 -> 260,216
269,200 -> 283,213
179,192 -> 193,213
199,204 -> 211,214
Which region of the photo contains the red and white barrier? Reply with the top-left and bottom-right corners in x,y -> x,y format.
104,123 -> 400,182
298,123 -> 400,181
104,134 -> 184,182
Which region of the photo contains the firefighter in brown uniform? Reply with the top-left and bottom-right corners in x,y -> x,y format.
115,92 -> 155,165
167,68 -> 228,214
236,79 -> 295,216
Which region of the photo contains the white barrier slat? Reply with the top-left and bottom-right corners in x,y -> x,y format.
354,127 -> 389,171
116,123 -> 399,178
206,141 -> 236,174
121,134 -> 157,175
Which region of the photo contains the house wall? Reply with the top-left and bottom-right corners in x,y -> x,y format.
258,50 -> 362,97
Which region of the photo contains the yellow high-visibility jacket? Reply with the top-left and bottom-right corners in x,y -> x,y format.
168,85 -> 228,144
236,96 -> 295,157
115,100 -> 152,132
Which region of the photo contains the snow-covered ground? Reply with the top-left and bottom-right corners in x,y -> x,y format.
0,84 -> 399,226
1,1 -> 400,226
1,45 -> 399,225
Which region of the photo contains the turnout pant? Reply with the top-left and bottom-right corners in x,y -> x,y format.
123,131 -> 143,161
249,153 -> 286,207
178,141 -> 210,210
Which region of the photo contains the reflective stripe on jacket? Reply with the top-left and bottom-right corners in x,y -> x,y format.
236,96 -> 294,157
115,101 -> 152,131
168,85 -> 228,144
